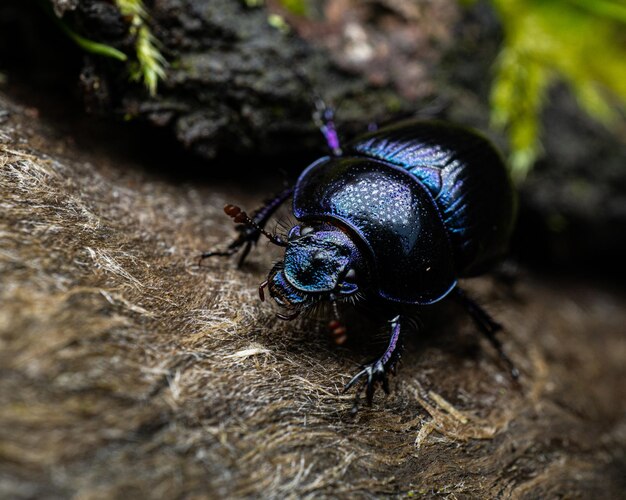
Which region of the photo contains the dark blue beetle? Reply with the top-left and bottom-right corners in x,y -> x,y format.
203,108 -> 518,405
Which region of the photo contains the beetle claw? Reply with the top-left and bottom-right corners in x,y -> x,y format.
344,359 -> 390,407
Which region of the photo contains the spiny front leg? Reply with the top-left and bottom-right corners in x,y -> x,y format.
199,220 -> 260,268
344,315 -> 404,406
199,187 -> 293,267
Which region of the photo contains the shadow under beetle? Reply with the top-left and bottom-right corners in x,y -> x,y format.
202,103 -> 519,406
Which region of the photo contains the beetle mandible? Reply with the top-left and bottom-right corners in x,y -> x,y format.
203,102 -> 518,405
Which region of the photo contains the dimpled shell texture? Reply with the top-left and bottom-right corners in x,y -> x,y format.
349,120 -> 517,276
293,157 -> 456,305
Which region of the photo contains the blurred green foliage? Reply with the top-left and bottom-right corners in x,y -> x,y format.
279,0 -> 309,16
487,0 -> 626,181
274,0 -> 626,181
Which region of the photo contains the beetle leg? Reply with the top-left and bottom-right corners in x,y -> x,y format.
199,186 -> 293,267
236,240 -> 253,268
276,309 -> 301,321
452,287 -> 520,381
344,315 -> 403,406
258,280 -> 269,302
313,99 -> 342,156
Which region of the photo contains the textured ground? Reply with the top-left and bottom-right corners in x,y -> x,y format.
1,91 -> 625,498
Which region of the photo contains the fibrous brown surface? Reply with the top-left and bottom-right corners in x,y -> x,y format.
1,86 -> 625,498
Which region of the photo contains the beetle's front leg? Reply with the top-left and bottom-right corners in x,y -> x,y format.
200,186 -> 293,267
344,315 -> 404,406
199,224 -> 259,267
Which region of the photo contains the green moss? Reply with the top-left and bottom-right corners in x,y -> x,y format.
116,0 -> 167,96
57,23 -> 128,62
483,0 -> 626,181
42,0 -> 127,62
267,13 -> 291,33
279,0 -> 309,16
385,94 -> 404,113
44,0 -> 166,96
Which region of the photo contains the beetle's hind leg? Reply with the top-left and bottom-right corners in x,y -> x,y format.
199,186 -> 293,267
452,287 -> 520,381
344,315 -> 404,408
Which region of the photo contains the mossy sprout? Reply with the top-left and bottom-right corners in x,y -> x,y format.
115,0 -> 167,96
43,0 -> 128,62
45,0 -> 166,96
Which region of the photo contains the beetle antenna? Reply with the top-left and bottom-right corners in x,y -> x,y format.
223,204 -> 287,247
291,67 -> 342,157
313,98 -> 342,157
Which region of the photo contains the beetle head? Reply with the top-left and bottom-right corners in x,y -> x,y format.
264,222 -> 362,317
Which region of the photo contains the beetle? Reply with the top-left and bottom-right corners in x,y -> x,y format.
202,104 -> 518,405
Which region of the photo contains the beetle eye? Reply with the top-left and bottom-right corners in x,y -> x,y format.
300,226 -> 314,236
344,268 -> 356,282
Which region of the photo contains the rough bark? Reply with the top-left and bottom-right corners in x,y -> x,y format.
41,0 -> 459,160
